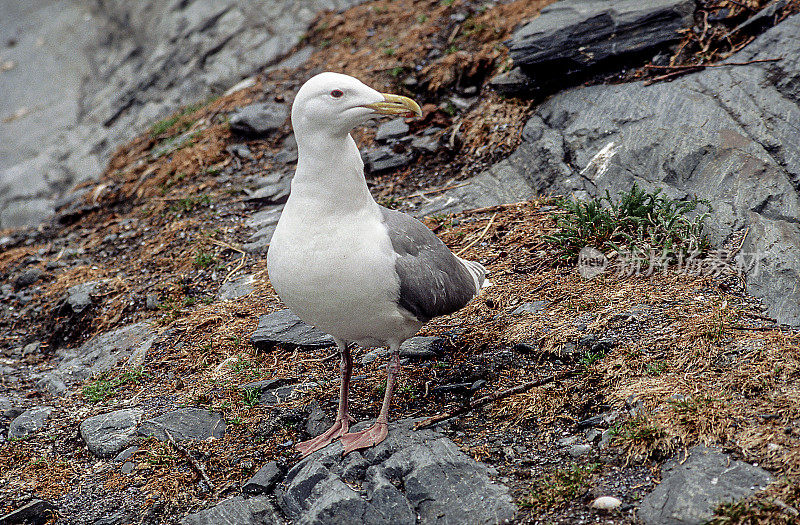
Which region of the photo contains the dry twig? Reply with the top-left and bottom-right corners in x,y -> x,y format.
164,429 -> 214,489
414,368 -> 580,429
456,212 -> 497,256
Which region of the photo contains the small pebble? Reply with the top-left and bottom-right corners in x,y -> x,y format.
591,496 -> 622,510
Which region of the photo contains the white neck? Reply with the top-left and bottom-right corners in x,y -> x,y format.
290,130 -> 376,215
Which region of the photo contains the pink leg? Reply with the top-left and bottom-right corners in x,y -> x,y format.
295,342 -> 354,456
340,348 -> 400,455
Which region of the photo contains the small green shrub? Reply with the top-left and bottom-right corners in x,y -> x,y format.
547,184 -> 711,263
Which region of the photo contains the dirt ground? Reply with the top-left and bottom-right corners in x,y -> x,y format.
1,0 -> 799,523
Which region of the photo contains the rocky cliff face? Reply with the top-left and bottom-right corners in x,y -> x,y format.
0,0 -> 361,229
2,1 -> 800,524
423,12 -> 800,326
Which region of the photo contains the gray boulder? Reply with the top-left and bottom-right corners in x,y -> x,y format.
80,408 -> 143,457
180,495 -> 280,525
509,0 -> 694,93
638,445 -> 772,524
36,322 -> 157,395
250,309 -> 336,350
138,408 -> 226,442
423,14 -> 800,325
278,420 -> 516,525
229,102 -> 288,136
9,406 -> 54,439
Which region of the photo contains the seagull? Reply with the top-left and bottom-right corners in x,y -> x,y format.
267,72 -> 487,456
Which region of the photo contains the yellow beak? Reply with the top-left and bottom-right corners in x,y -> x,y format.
362,93 -> 422,117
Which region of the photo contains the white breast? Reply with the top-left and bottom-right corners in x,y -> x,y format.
267,197 -> 421,346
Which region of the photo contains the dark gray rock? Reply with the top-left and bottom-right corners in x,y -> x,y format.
0,396 -> 24,420
275,134 -> 299,164
417,153 -> 541,216
638,445 -> 773,525
36,322 -> 157,395
227,143 -> 254,159
138,408 -> 226,442
15,267 -> 42,289
180,495 -> 280,525
9,406 -> 54,439
509,0 -> 694,93
0,498 -> 56,524
278,420 -> 516,525
375,118 -> 410,141
251,309 -> 336,350
411,134 -> 440,154
218,274 -> 255,301
399,336 -> 447,358
80,408 -> 143,457
363,146 -> 412,173
229,102 -> 288,136
489,67 -> 534,96
242,461 -> 282,495
510,301 -> 549,315
423,15 -> 800,325
243,225 -> 277,253
246,206 -> 283,231
304,403 -> 333,436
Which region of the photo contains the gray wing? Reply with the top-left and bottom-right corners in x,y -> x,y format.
380,206 -> 485,322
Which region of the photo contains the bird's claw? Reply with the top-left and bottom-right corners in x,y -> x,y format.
340,421 -> 389,455
295,417 -> 351,457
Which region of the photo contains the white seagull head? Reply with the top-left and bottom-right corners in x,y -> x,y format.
291,72 -> 422,138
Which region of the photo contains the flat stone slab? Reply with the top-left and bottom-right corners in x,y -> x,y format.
250,309 -> 336,350
138,408 -> 225,442
278,420 -> 516,525
36,322 -> 157,395
509,0 -> 694,92
180,495 -> 280,525
9,406 -> 53,439
638,445 -> 773,525
80,408 -> 143,457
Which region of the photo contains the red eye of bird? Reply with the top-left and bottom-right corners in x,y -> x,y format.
330,89 -> 344,98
